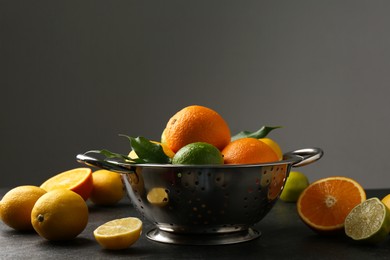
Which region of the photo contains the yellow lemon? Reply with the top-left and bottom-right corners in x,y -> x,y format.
93,217 -> 143,250
31,189 -> 88,240
161,128 -> 167,144
280,171 -> 309,202
382,194 -> 390,210
0,186 -> 47,231
147,187 -> 169,207
259,137 -> 283,160
90,170 -> 125,206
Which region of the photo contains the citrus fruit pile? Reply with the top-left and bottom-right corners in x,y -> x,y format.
0,167 -> 140,250
122,105 -> 283,166
297,176 -> 367,234
288,174 -> 390,245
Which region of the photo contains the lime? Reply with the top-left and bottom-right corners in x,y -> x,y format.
280,171 -> 309,202
344,197 -> 390,244
172,142 -> 224,165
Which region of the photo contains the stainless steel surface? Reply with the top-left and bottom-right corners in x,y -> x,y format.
146,228 -> 261,245
77,147 -> 323,245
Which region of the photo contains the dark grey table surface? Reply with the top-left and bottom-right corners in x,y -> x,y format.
1,188 -> 390,259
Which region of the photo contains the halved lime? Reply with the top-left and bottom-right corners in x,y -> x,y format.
344,197 -> 390,244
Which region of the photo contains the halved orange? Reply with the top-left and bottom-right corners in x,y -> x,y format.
297,176 -> 366,234
40,168 -> 93,200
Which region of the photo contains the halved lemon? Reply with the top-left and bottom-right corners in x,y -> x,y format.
147,187 -> 169,207
93,217 -> 142,250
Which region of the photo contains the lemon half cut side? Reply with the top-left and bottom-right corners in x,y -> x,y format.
93,217 -> 143,250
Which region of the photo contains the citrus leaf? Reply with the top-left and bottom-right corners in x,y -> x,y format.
231,126 -> 282,141
98,149 -> 143,163
120,135 -> 171,164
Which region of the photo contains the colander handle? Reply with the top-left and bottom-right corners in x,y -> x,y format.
76,152 -> 133,173
285,147 -> 323,167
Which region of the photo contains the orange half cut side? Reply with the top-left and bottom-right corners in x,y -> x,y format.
297,176 -> 366,233
40,168 -> 93,200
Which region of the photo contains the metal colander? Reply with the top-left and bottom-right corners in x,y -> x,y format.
77,147 -> 323,245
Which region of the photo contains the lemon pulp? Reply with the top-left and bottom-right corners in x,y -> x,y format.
94,217 -> 143,250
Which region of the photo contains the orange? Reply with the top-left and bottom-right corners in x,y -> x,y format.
0,186 -> 47,231
90,170 -> 125,206
31,189 -> 89,241
40,168 -> 93,200
221,138 -> 279,164
297,176 -> 366,234
163,105 -> 231,153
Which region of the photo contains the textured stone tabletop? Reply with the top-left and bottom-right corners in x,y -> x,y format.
1,188 -> 390,259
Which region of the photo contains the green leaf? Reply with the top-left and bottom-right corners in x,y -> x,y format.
231,126 -> 282,141
120,135 -> 171,164
98,149 -> 144,163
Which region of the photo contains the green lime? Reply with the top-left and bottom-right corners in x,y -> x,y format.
172,142 -> 224,165
345,197 -> 390,244
279,171 -> 309,202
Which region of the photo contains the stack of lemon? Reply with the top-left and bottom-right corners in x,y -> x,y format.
0,168 -> 142,250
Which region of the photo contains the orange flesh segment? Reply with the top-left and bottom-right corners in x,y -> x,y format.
40,168 -> 93,200
298,177 -> 366,230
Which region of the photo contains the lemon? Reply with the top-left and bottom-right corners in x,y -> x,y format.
259,137 -> 283,160
345,197 -> 390,244
161,128 -> 167,144
31,189 -> 89,240
0,186 -> 47,231
93,217 -> 143,250
279,171 -> 309,202
128,150 -> 138,160
90,170 -> 125,206
172,142 -> 223,165
382,194 -> 390,209
147,187 -> 169,207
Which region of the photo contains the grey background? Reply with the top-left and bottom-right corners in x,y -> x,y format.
1,1 -> 390,189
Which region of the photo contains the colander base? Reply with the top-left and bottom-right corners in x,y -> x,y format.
146,227 -> 261,245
